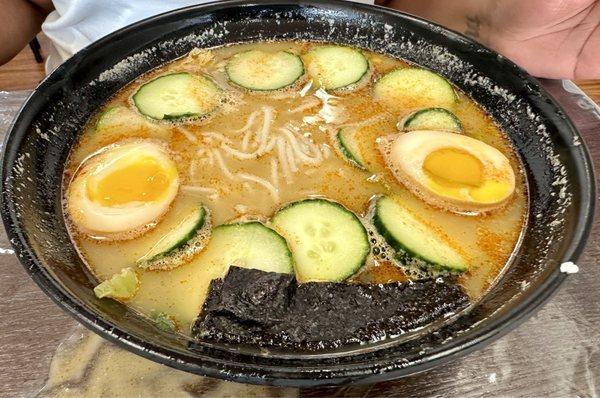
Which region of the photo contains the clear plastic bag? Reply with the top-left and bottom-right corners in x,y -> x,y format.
0,84 -> 598,397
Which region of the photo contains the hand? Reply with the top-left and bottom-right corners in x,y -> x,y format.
480,0 -> 599,79
380,0 -> 600,79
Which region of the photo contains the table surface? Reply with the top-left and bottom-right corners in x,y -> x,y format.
0,42 -> 600,398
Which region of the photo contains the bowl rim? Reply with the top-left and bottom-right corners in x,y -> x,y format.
1,0 -> 596,387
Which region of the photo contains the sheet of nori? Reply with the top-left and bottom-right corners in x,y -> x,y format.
193,267 -> 470,349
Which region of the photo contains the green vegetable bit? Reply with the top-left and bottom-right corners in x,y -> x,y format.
150,311 -> 177,332
93,267 -> 139,300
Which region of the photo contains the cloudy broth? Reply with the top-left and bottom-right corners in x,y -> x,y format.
65,41 -> 527,332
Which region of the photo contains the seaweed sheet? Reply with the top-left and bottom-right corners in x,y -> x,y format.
193,267 -> 469,349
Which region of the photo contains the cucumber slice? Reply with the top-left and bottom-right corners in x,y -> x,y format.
95,106 -> 124,129
71,106 -> 171,164
373,196 -> 467,272
95,105 -> 170,136
303,46 -> 369,90
374,68 -> 457,112
138,205 -> 210,270
95,105 -> 171,138
94,267 -> 140,300
201,222 -> 293,274
401,107 -> 462,132
133,72 -> 220,120
337,128 -> 366,169
226,50 -> 304,91
272,199 -> 369,282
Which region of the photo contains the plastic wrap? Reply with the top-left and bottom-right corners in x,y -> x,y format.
0,83 -> 599,397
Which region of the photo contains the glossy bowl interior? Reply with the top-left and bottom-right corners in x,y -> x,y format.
0,0 -> 595,387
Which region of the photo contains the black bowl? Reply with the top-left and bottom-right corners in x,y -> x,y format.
0,0 -> 595,387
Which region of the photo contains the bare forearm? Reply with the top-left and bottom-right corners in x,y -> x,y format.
0,0 -> 53,65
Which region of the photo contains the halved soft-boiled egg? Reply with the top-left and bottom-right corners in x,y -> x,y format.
379,130 -> 516,213
66,140 -> 179,239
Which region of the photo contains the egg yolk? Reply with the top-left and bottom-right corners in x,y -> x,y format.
87,156 -> 174,206
423,148 -> 483,188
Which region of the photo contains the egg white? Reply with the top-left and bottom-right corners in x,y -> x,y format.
379,130 -> 516,214
66,140 -> 179,240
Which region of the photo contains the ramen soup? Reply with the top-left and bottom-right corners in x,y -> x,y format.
64,41 -> 527,347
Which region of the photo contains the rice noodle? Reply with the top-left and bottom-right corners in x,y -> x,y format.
241,129 -> 253,151
232,110 -> 260,133
289,97 -> 321,114
285,142 -> 298,172
234,204 -> 250,214
181,185 -> 219,197
340,113 -> 387,128
221,144 -> 261,160
314,88 -> 347,124
212,149 -> 236,180
280,128 -> 322,165
299,80 -> 313,97
303,136 -> 322,158
264,136 -> 278,153
270,158 -> 279,190
213,148 -> 280,201
276,137 -> 292,184
176,127 -> 198,144
320,143 -> 332,159
315,87 -> 337,102
202,131 -> 232,144
256,106 -> 274,152
189,159 -> 199,180
196,147 -> 215,165
289,127 -> 325,157
237,172 -> 279,202
285,122 -> 301,132
221,106 -> 275,159
269,90 -> 301,100
203,105 -> 330,192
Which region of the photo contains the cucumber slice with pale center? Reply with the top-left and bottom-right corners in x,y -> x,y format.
337,128 -> 366,169
226,50 -> 305,91
138,205 -> 209,270
303,46 -> 369,91
401,107 -> 463,132
200,222 -> 293,275
133,72 -> 220,120
70,105 -> 172,165
96,105 -> 166,134
374,68 -> 457,112
272,199 -> 369,282
96,106 -> 125,129
90,105 -> 171,144
373,196 -> 467,272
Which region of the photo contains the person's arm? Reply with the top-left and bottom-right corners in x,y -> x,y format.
377,0 -> 600,80
0,0 -> 53,65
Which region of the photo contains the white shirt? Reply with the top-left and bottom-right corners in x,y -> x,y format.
42,0 -> 374,73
